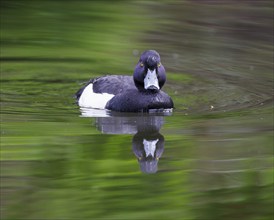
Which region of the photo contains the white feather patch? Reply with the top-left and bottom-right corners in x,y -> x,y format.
143,139 -> 159,158
144,69 -> 159,90
78,83 -> 114,109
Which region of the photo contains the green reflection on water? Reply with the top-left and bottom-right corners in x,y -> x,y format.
1,0 -> 273,220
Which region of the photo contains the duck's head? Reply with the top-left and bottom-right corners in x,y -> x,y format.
133,50 -> 166,92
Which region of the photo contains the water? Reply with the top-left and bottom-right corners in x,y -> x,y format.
1,1 -> 273,219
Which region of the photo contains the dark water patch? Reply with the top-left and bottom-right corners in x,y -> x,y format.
141,1 -> 273,113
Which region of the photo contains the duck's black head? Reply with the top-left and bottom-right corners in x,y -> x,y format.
133,50 -> 166,93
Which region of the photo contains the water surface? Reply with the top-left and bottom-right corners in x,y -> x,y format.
1,1 -> 273,219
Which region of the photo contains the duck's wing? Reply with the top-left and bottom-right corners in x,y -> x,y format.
92,75 -> 135,95
75,75 -> 135,101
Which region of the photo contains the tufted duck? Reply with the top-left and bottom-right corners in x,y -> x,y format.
75,50 -> 174,112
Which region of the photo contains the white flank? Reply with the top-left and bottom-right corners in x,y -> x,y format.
78,83 -> 114,109
143,139 -> 159,157
144,69 -> 160,90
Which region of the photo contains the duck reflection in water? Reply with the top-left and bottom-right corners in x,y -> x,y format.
132,126 -> 164,174
91,112 -> 168,174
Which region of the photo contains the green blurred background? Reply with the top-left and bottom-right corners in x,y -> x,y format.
1,0 -> 273,219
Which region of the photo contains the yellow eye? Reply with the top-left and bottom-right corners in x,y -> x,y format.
158,62 -> 161,67
140,62 -> 144,67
